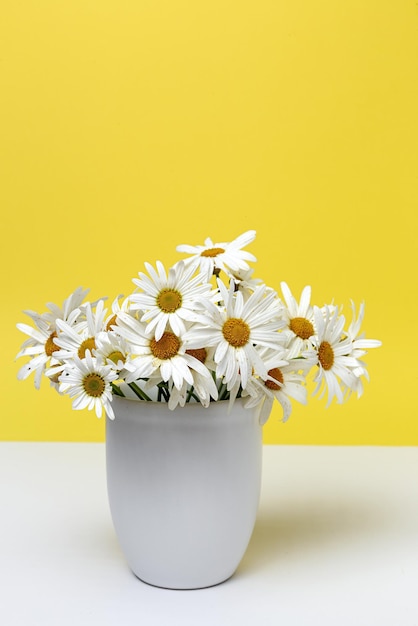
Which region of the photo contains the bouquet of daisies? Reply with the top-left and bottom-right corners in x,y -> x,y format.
16,231 -> 381,424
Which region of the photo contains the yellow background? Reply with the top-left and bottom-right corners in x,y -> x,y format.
1,1 -> 417,444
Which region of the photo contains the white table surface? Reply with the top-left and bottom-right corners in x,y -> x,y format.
1,443 -> 417,626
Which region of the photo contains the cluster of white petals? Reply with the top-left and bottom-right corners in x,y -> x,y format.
16,230 -> 381,424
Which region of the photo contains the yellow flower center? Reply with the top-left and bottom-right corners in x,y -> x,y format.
78,337 -> 96,359
45,331 -> 60,357
186,348 -> 207,364
318,341 -> 334,370
201,247 -> 225,258
83,373 -> 106,397
289,317 -> 314,340
156,289 -> 183,313
265,367 -> 284,391
222,318 -> 250,348
150,332 -> 181,360
107,350 -> 125,365
106,314 -> 117,331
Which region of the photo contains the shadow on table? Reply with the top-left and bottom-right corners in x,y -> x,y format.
237,495 -> 386,576
72,518 -> 125,564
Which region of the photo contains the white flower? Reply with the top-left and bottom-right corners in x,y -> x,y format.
167,347 -> 218,409
184,278 -> 285,392
176,230 -> 257,280
53,299 -> 107,362
59,351 -> 117,419
243,347 -> 308,424
341,301 -> 382,399
114,313 -> 213,393
16,287 -> 89,388
38,286 -> 90,327
346,300 -> 382,356
279,282 -> 316,358
227,267 -> 266,302
93,330 -> 136,377
304,306 -> 360,407
129,260 -> 212,341
104,294 -> 131,331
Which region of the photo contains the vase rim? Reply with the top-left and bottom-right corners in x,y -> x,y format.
111,395 -> 246,408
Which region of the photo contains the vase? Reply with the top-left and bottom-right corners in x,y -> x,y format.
105,396 -> 264,589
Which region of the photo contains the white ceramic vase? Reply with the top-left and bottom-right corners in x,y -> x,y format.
106,396 -> 263,589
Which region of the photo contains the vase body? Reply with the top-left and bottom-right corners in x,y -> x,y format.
106,396 -> 263,589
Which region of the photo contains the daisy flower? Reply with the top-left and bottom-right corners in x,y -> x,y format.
346,300 -> 382,356
59,350 -> 117,419
104,294 -> 132,331
304,306 -> 361,406
341,301 -> 382,399
167,347 -> 218,409
16,287 -> 90,388
129,260 -> 212,341
184,278 -> 285,392
176,230 -> 257,280
279,282 -> 316,358
114,312 -> 214,393
227,267 -> 266,302
243,347 -> 308,424
93,330 -> 136,378
53,299 -> 107,363
39,286 -> 90,327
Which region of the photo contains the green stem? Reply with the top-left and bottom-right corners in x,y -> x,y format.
128,381 -> 152,401
186,385 -> 196,403
220,387 -> 229,401
218,380 -> 229,401
157,382 -> 170,402
111,383 -> 125,397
